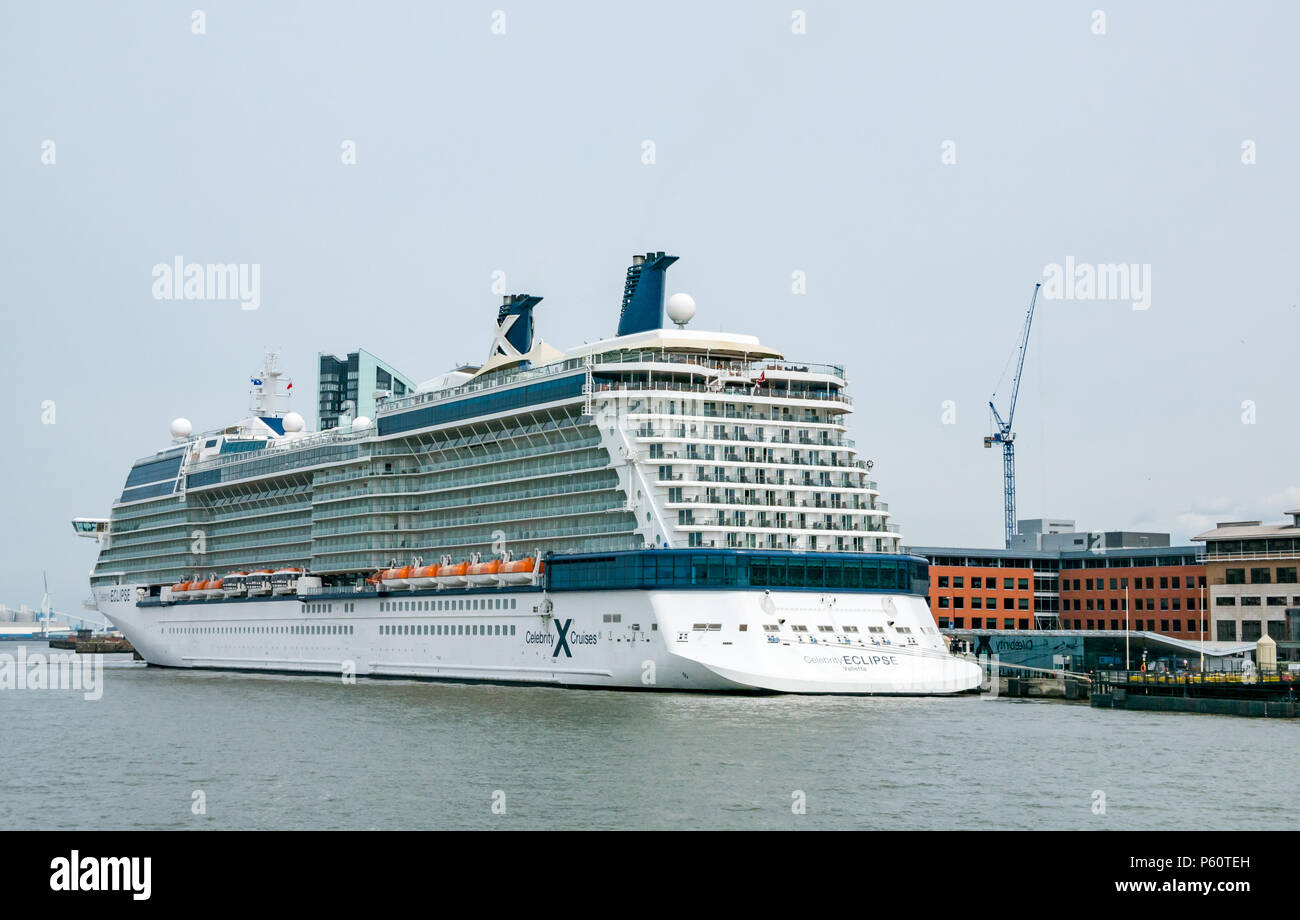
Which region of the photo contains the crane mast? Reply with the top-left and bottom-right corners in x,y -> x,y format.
985,282 -> 1041,549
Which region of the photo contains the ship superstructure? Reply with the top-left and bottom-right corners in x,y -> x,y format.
75,253 -> 980,694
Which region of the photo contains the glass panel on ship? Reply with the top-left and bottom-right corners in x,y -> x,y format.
90,357 -> 898,597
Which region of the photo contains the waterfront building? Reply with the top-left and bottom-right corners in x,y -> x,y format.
913,528 -> 1206,639
1194,512 -> 1300,663
317,349 -> 418,431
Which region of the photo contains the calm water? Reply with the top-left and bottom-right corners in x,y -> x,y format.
2,652 -> 1295,830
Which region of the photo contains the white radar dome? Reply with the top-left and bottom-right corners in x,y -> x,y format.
666,292 -> 696,327
170,418 -> 192,439
351,416 -> 372,430
282,411 -> 305,433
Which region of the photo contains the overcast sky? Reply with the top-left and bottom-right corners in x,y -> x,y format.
3,1 -> 1297,612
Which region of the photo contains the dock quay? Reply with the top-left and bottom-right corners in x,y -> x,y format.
48,630 -> 137,656
1091,669 -> 1298,718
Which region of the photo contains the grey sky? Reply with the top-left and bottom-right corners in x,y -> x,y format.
3,1 -> 1297,612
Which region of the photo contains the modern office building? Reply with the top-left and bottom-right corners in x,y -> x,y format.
1057,545 -> 1205,639
911,546 -> 1053,630
912,524 -> 1206,638
317,349 -> 417,431
1194,511 -> 1300,662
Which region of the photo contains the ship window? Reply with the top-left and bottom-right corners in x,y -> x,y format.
510,625 -> 516,635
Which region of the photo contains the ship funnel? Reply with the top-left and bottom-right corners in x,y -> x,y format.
617,251 -> 679,336
492,293 -> 542,359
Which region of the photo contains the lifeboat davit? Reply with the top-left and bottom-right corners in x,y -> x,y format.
499,557 -> 544,585
221,572 -> 248,597
407,564 -> 440,588
245,570 -> 274,596
467,558 -> 501,587
380,566 -> 413,589
271,567 -> 304,595
434,561 -> 469,588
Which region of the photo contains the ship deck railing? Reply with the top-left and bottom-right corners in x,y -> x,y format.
585,350 -> 845,380
589,380 -> 851,406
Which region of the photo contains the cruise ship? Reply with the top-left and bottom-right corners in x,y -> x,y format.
74,253 -> 980,694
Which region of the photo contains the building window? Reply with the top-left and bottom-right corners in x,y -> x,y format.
938,596 -> 950,608
1241,596 -> 1261,607
1225,568 -> 1245,585
1003,578 -> 1014,590
1241,620 -> 1262,641
938,575 -> 949,588
1215,596 -> 1235,606
1216,621 -> 1237,641
1277,567 -> 1298,584
1250,568 -> 1271,584
971,576 -> 982,589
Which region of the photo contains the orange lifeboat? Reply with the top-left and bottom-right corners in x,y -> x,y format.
499,557 -> 544,585
200,578 -> 225,598
381,565 -> 413,589
467,558 -> 502,587
271,567 -> 304,595
170,581 -> 190,600
407,564 -> 440,588
221,572 -> 249,597
245,569 -> 274,596
434,561 -> 469,588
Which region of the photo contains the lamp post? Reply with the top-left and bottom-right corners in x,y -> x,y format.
1125,584 -> 1130,671
1200,584 -> 1205,674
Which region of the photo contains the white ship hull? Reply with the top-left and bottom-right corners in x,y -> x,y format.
91,584 -> 981,695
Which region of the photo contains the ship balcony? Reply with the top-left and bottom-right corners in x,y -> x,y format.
667,494 -> 889,512
634,426 -> 854,449
591,379 -> 851,407
588,349 -> 846,382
